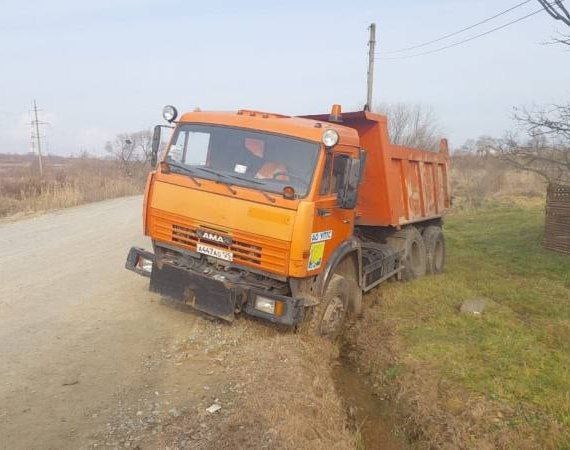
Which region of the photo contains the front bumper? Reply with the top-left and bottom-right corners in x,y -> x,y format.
125,247 -> 303,326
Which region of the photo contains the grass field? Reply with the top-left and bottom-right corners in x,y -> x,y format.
351,203 -> 569,449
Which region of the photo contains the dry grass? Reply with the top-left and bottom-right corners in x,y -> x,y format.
0,153 -> 146,218
451,153 -> 547,209
148,318 -> 356,449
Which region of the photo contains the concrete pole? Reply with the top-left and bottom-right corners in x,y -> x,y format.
33,99 -> 44,177
365,23 -> 376,112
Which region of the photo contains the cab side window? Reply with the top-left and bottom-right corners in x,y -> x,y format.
331,155 -> 349,193
168,131 -> 187,162
320,154 -> 349,195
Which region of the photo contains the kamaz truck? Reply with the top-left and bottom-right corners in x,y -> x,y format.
126,104 -> 450,339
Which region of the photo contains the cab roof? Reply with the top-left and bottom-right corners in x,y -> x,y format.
178,109 -> 360,147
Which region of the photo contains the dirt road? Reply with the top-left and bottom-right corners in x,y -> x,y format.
0,197 -> 355,449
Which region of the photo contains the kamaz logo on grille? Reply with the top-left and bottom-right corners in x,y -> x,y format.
196,229 -> 233,246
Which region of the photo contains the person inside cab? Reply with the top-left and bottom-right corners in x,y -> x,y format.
244,138 -> 289,181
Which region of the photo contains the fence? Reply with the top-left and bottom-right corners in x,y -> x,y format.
544,183 -> 570,254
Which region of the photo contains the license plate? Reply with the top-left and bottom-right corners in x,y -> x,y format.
196,243 -> 234,262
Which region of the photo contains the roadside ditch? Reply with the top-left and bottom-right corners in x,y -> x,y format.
332,332 -> 406,450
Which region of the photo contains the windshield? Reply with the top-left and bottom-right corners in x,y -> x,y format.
165,124 -> 320,197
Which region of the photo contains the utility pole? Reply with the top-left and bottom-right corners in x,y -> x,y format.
31,99 -> 44,177
365,23 -> 376,112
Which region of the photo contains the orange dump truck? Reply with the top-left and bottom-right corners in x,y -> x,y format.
126,105 -> 450,338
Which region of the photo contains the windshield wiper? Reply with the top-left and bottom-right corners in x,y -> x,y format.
171,165 -> 276,202
163,160 -> 201,187
225,174 -> 264,184
194,166 -> 230,179
220,174 -> 279,203
193,167 -> 237,195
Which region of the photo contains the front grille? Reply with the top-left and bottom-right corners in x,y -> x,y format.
149,209 -> 289,274
172,223 -> 262,265
172,224 -> 197,246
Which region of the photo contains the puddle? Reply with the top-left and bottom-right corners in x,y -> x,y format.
332,342 -> 405,450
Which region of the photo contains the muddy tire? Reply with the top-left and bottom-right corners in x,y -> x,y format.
299,274 -> 349,340
336,256 -> 362,319
387,226 -> 427,281
423,226 -> 445,274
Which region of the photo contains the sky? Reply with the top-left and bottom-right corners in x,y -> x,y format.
0,0 -> 568,155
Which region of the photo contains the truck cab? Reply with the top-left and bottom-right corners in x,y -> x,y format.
126,104 -> 450,339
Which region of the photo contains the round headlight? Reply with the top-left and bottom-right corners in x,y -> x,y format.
162,105 -> 178,123
322,129 -> 339,147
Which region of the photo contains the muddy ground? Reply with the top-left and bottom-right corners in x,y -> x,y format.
0,196 -> 402,449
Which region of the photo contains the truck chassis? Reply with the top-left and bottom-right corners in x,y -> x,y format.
125,222 -> 445,329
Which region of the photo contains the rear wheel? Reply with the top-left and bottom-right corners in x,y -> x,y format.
387,226 -> 427,281
423,226 -> 445,274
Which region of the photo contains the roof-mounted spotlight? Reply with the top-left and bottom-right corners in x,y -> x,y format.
162,105 -> 178,123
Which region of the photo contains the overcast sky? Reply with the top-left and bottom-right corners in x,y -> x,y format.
0,0 -> 568,155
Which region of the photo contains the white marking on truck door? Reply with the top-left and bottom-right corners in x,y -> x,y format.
311,230 -> 333,243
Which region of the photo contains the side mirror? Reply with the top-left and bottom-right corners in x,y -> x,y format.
337,155 -> 364,209
150,125 -> 162,167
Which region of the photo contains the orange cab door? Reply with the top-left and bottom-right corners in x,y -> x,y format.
307,152 -> 355,274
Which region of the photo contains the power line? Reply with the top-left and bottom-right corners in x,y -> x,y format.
378,7 -> 545,60
381,0 -> 533,55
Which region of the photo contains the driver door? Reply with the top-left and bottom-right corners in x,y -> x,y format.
308,152 -> 355,273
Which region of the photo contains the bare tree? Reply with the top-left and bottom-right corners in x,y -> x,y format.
459,135 -> 500,158
105,129 -> 153,176
537,0 -> 570,46
537,0 -> 570,26
375,103 -> 442,151
131,130 -> 154,164
497,104 -> 570,184
551,32 -> 570,46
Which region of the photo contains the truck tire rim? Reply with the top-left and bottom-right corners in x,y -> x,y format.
321,296 -> 345,337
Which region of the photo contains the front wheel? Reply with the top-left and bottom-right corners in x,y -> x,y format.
298,274 -> 349,340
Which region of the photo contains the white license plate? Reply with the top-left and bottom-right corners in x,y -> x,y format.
196,243 -> 234,262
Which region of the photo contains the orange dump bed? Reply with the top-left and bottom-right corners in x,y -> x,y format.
304,110 -> 451,227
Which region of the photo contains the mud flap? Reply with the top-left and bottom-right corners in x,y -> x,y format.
150,263 -> 237,322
